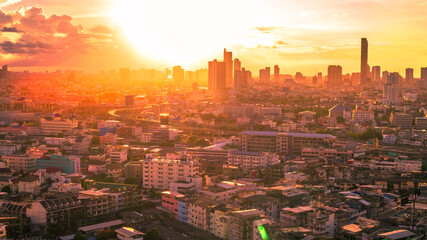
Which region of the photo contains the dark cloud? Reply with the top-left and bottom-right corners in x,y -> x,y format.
1,26 -> 19,32
0,40 -> 52,54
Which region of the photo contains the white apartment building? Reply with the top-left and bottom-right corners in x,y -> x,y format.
3,155 -> 36,172
106,145 -> 129,163
40,118 -> 78,135
227,151 -> 280,169
142,158 -> 198,189
352,110 -> 374,122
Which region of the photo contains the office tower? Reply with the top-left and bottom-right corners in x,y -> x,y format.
372,66 -> 381,82
382,71 -> 389,83
317,72 -> 322,84
312,76 -> 318,85
421,67 -> 427,81
173,65 -> 184,85
274,65 -> 280,82
405,68 -> 414,83
208,59 -> 226,90
383,72 -> 399,104
234,58 -> 241,72
234,68 -> 251,91
259,67 -> 270,83
224,48 -> 233,88
360,38 -> 368,85
327,65 -> 342,88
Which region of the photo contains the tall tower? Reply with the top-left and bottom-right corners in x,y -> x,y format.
173,66 -> 184,85
327,65 -> 342,88
360,38 -> 368,85
224,48 -> 233,88
234,59 -> 241,72
372,66 -> 381,82
406,68 -> 414,83
274,65 -> 280,82
259,67 -> 270,83
208,59 -> 226,90
421,67 -> 427,81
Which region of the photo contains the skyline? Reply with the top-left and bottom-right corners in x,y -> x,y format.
0,0 -> 425,76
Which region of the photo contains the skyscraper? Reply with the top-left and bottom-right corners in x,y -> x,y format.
327,65 -> 342,88
173,65 -> 184,85
317,72 -> 322,84
382,71 -> 389,83
405,68 -> 414,83
234,59 -> 241,72
383,72 -> 399,105
372,66 -> 381,82
360,38 -> 368,85
259,67 -> 270,83
234,68 -> 251,91
224,48 -> 233,88
274,65 -> 280,82
208,59 -> 226,90
421,67 -> 427,81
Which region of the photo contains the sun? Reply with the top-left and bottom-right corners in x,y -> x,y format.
111,0 -> 270,68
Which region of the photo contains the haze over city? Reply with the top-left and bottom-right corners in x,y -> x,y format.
0,0 -> 425,75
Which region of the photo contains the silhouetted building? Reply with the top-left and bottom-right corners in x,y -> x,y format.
208,59 -> 226,90
360,38 -> 368,85
224,48 -> 233,88
274,65 -> 280,82
327,65 -> 342,88
421,67 -> 427,81
372,66 -> 381,82
382,71 -> 389,83
173,65 -> 184,85
234,68 -> 251,91
259,67 -> 270,83
234,58 -> 241,72
406,68 -> 414,83
125,95 -> 134,108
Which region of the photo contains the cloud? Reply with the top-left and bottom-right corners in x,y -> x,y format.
0,10 -> 12,24
1,26 -> 19,32
89,25 -> 113,34
254,26 -> 284,33
275,40 -> 288,45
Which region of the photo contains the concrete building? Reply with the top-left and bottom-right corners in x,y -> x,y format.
228,209 -> 263,240
240,131 -> 336,156
0,111 -> 40,124
40,117 -> 78,135
227,151 -> 280,169
35,155 -> 76,174
142,158 -> 198,189
390,112 -> 412,129
3,155 -> 36,172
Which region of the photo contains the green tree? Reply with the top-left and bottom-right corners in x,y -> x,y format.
1,185 -> 11,194
72,233 -> 87,240
96,230 -> 116,240
144,228 -> 160,240
124,177 -> 138,184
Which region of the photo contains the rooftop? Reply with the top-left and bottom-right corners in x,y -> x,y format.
240,130 -> 336,139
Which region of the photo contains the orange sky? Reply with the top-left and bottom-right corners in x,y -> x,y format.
0,0 -> 426,77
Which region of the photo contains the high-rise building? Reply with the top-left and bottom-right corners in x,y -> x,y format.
208,59 -> 226,90
274,65 -> 280,82
234,58 -> 241,72
360,38 -> 368,85
327,65 -> 342,88
382,71 -> 389,83
259,67 -> 270,83
421,67 -> 427,81
234,68 -> 251,91
372,66 -> 381,82
173,65 -> 184,85
224,48 -> 233,88
312,76 -> 318,85
317,72 -> 322,84
406,68 -> 414,83
383,72 -> 399,105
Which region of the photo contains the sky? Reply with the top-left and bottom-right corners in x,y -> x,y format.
0,0 -> 426,76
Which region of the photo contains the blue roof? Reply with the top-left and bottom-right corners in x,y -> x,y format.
239,131 -> 336,139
